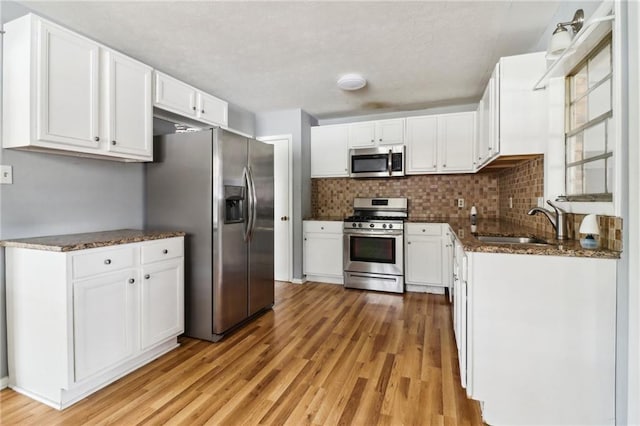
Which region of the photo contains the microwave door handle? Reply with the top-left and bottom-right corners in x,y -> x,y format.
388,150 -> 392,176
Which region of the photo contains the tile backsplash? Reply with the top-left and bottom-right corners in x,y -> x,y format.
311,174 -> 499,219
311,154 -> 622,251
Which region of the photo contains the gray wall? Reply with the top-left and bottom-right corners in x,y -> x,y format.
255,109 -> 316,281
318,103 -> 478,126
0,1 -> 145,379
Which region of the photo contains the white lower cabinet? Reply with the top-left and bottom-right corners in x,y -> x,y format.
141,259 -> 184,350
5,237 -> 184,410
465,252 -> 616,425
404,223 -> 448,293
73,270 -> 137,382
303,221 -> 343,284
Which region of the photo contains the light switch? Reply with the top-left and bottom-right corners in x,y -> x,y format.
0,165 -> 12,184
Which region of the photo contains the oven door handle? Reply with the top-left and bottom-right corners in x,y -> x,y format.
344,230 -> 403,236
388,149 -> 393,176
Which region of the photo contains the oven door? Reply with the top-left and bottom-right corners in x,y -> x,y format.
343,230 -> 403,276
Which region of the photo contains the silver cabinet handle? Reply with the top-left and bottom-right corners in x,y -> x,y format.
201,109 -> 205,114
379,138 -> 382,142
144,274 -> 150,279
111,140 -> 116,145
408,241 -> 411,245
443,164 -> 447,167
128,278 -> 135,284
163,249 -> 168,254
94,136 -> 100,142
321,226 -> 324,230
104,259 -> 111,265
192,106 -> 196,111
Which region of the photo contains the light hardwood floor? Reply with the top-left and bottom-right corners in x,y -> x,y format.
0,281 -> 483,425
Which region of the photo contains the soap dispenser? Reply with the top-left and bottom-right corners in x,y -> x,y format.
470,205 -> 478,225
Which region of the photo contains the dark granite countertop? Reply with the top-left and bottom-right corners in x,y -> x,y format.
419,218 -> 620,259
0,229 -> 186,252
303,216 -> 345,221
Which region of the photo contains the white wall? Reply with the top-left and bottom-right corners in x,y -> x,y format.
318,103 -> 478,126
255,109 -> 316,281
625,2 -> 640,424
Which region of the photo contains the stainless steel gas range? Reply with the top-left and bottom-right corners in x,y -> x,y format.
343,198 -> 407,293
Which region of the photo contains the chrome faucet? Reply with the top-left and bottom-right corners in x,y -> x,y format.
527,200 -> 568,240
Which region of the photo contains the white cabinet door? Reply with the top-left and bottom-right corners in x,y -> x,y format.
104,50 -> 152,158
438,112 -> 475,172
476,83 -> 491,168
303,233 -> 343,277
405,236 -> 444,286
73,270 -> 137,382
37,19 -> 100,149
376,118 -> 404,145
348,122 -> 376,147
196,92 -> 228,127
140,259 -> 184,350
310,125 -> 349,177
406,116 -> 438,174
153,71 -> 197,118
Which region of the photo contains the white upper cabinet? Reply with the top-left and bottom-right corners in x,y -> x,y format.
498,52 -> 547,156
438,112 -> 475,172
311,125 -> 349,177
153,72 -> 198,118
104,50 -> 153,158
197,92 -> 229,127
475,67 -> 498,169
348,118 -> 405,147
37,19 -> 100,150
406,112 -> 475,174
348,122 -> 377,147
2,14 -> 152,161
475,52 -> 547,170
153,71 -> 228,128
405,115 -> 438,173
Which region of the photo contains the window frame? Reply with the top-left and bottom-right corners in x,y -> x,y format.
564,34 -> 614,202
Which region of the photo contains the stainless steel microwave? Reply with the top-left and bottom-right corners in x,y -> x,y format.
349,145 -> 405,178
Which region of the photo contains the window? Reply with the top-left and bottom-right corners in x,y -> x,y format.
565,36 -> 613,201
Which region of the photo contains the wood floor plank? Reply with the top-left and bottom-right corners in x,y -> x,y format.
0,281 -> 482,425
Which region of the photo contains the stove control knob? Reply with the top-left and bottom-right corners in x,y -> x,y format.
389,224 -> 393,229
358,223 -> 363,228
369,223 -> 375,228
352,223 -> 357,228
383,224 -> 387,228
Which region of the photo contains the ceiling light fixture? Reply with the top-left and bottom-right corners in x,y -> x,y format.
547,9 -> 584,57
337,74 -> 367,91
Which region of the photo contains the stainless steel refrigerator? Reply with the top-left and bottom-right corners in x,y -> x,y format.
145,126 -> 274,342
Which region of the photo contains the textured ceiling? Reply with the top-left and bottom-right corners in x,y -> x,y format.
11,1 -> 576,118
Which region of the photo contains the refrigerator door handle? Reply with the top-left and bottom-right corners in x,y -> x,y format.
242,167 -> 253,242
247,166 -> 258,240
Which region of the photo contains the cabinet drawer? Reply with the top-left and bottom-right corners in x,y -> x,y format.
303,221 -> 343,234
405,223 -> 443,236
141,237 -> 183,265
73,246 -> 136,279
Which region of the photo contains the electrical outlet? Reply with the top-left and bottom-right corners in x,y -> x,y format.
0,165 -> 12,184
537,197 -> 544,207
509,197 -> 513,209
457,198 -> 464,208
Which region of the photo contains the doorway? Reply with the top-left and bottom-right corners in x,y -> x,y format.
259,135 -> 292,282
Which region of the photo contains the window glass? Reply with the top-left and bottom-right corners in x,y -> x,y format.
587,79 -> 611,120
583,122 -> 606,158
583,160 -> 606,194
589,44 -> 611,86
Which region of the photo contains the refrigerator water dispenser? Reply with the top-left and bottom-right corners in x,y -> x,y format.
224,185 -> 245,223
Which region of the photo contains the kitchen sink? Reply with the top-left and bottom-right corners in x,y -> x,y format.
476,235 -> 551,245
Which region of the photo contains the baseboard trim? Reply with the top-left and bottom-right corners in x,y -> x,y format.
291,278 -> 307,284
1,376 -> 9,390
